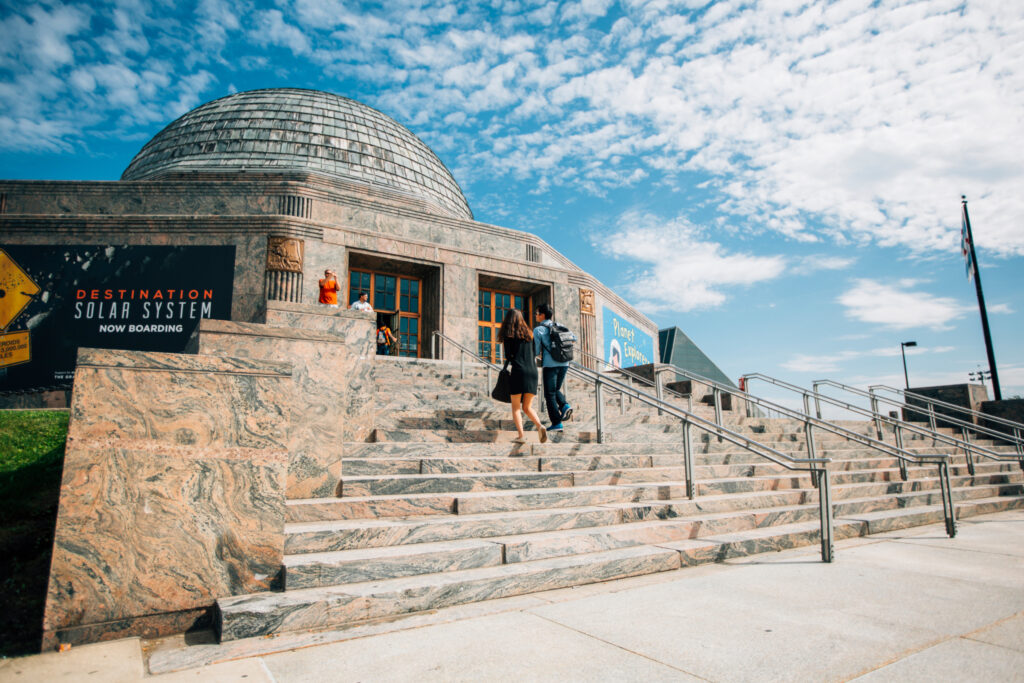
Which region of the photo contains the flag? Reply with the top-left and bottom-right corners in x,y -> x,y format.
961,205 -> 975,282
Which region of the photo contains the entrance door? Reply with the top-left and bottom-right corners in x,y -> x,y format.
351,269 -> 421,357
477,289 -> 529,363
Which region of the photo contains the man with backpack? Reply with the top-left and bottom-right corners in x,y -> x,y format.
533,304 -> 575,432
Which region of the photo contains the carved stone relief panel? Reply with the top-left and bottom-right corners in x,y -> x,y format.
579,288 -> 595,316
266,236 -> 304,273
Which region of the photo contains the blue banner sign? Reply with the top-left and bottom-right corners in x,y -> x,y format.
602,307 -> 654,369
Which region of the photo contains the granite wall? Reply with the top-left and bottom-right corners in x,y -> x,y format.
903,383 -> 989,427
262,300 -> 377,442
195,318 -> 350,497
980,399 -> 1024,443
42,348 -> 292,649
1,172 -> 660,369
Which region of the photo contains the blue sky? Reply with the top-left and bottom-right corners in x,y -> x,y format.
2,0 -> 1023,407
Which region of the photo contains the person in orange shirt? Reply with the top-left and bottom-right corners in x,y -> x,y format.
319,269 -> 340,306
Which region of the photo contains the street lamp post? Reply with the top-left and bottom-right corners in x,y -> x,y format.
901,341 -> 917,389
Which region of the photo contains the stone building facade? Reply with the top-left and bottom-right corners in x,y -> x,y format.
0,88 -> 657,378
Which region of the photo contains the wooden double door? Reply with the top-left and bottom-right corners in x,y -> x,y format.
477,288 -> 532,363
350,269 -> 421,357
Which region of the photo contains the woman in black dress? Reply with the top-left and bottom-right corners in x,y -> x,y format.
499,309 -> 547,444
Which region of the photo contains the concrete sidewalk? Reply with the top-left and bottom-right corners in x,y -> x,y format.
4,510 -> 1023,682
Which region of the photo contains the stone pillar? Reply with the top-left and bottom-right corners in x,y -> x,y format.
579,288 -> 597,369
42,348 -> 292,649
264,236 -> 304,303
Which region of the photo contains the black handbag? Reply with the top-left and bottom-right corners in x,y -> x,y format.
491,360 -> 512,403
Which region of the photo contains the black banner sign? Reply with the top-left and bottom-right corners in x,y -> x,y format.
0,245 -> 235,391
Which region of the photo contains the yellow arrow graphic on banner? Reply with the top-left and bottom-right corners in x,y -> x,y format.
0,248 -> 41,331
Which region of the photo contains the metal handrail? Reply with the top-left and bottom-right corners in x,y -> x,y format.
572,347 -> 694,413
861,383 -> 1024,456
811,378 -> 1023,451
745,373 -> 1023,474
666,366 -> 962,539
431,330 -> 839,561
873,383 -> 1024,430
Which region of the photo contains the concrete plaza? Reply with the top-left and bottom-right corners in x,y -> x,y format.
3,508 -> 1022,682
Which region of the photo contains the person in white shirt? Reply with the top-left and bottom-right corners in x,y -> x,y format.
350,292 -> 373,312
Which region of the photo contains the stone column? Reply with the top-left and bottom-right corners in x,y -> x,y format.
264,236 -> 304,303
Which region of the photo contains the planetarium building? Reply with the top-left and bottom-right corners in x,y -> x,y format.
0,88 -> 657,398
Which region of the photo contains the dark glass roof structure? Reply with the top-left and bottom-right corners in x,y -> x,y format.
122,88 -> 472,220
659,326 -> 737,388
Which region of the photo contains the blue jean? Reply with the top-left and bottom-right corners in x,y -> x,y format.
542,366 -> 568,425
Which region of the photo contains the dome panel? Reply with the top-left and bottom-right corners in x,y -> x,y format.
122,88 -> 472,220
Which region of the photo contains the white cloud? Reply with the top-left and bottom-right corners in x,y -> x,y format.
781,343 -> 955,374
790,255 -> 857,275
595,210 -> 786,312
837,279 -> 971,330
251,10 -> 310,55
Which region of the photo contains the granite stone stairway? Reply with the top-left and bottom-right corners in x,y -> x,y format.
214,357 -> 1024,641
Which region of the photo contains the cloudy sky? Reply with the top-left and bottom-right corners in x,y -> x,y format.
2,0 -> 1022,407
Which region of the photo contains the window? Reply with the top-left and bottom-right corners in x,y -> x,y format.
477,288 -> 531,363
349,271 -> 371,305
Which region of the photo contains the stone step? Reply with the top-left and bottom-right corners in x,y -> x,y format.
340,471 -> 575,496
288,493 -> 457,522
286,466 -> 1022,523
284,538 -> 504,589
657,518 -> 866,563
337,451 -> 1023,479
285,506 -> 623,554
339,465 -> 704,497
341,438 -> 987,459
217,545 -> 682,641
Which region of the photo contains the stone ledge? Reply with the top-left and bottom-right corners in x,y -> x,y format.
76,347 -> 292,377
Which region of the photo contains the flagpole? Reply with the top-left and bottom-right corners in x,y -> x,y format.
962,195 -> 1002,401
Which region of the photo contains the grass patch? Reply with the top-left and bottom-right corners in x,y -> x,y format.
0,410 -> 69,657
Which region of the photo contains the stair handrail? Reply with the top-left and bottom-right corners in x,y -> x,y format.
815,379 -> 1024,456
744,373 -> 1024,474
431,330 -> 840,561
661,366 -> 962,539
572,347 -> 694,412
862,383 -> 1024,455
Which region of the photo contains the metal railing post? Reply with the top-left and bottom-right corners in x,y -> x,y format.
486,364 -> 491,395
938,460 -> 957,538
683,420 -> 695,500
460,349 -> 465,378
927,401 -> 937,432
619,386 -> 626,415
802,391 -> 812,417
803,418 -> 817,461
656,370 -> 664,416
869,388 -> 884,439
812,382 -> 823,419
595,377 -> 606,444
893,423 -> 908,480
431,333 -> 437,360
626,375 -> 633,406
713,387 -> 723,441
1016,427 -> 1023,456
818,467 -> 835,563
960,427 -> 976,476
